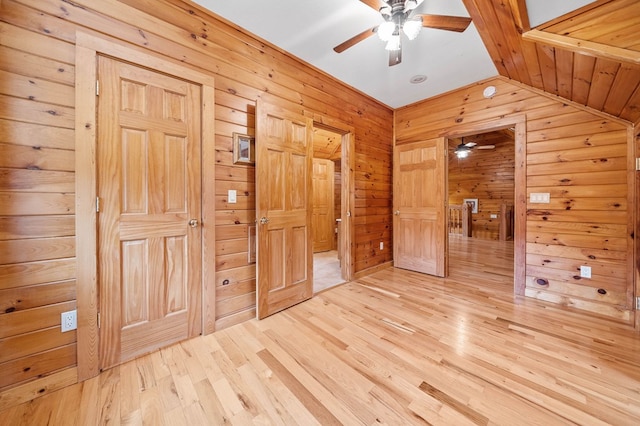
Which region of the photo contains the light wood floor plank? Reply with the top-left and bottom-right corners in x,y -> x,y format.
1,236 -> 640,425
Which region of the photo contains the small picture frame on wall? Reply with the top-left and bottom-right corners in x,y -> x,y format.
464,198 -> 479,214
233,133 -> 255,165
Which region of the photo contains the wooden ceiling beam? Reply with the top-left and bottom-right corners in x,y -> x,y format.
523,29 -> 640,66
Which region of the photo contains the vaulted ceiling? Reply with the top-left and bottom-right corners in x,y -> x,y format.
196,0 -> 640,124
464,0 -> 640,124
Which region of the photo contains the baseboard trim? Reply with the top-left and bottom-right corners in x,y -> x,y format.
353,261 -> 394,280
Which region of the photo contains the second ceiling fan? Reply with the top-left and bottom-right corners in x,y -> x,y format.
334,0 -> 472,66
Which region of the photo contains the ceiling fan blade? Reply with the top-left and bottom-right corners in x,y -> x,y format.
476,145 -> 496,150
419,14 -> 472,32
360,0 -> 382,11
464,141 -> 477,147
333,26 -> 378,53
389,48 -> 402,66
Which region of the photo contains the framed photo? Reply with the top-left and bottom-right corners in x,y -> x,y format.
463,198 -> 478,214
233,133 -> 255,165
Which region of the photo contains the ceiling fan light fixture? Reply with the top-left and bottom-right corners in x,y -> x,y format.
378,21 -> 395,41
404,0 -> 424,12
455,142 -> 471,159
385,34 -> 401,51
403,19 -> 422,40
379,4 -> 392,18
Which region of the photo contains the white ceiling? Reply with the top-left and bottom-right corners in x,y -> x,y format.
193,0 -> 596,109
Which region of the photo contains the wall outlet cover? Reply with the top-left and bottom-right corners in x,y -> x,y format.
580,265 -> 591,279
61,310 -> 77,332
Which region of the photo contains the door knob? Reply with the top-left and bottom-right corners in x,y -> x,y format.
260,217 -> 269,225
394,210 -> 400,215
188,219 -> 199,228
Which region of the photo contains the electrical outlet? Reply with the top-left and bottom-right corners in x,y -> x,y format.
379,242 -> 384,250
490,214 -> 498,219
580,265 -> 592,279
61,310 -> 77,332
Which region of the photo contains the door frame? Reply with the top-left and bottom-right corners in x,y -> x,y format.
634,123 -> 639,331
443,115 -> 527,295
312,120 -> 356,282
75,32 -> 216,380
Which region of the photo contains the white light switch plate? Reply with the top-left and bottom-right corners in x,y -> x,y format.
228,189 -> 237,204
530,192 -> 550,203
580,265 -> 591,279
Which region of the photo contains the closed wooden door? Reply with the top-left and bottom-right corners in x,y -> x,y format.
393,138 -> 447,277
97,57 -> 202,369
256,101 -> 313,319
312,158 -> 335,252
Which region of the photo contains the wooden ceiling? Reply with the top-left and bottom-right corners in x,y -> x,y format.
448,129 -> 514,151
462,0 -> 640,125
313,127 -> 342,160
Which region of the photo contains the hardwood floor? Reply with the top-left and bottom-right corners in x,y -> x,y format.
3,237 -> 640,425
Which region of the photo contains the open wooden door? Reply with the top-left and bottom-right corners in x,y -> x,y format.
256,101 -> 314,319
97,57 -> 202,369
393,138 -> 447,277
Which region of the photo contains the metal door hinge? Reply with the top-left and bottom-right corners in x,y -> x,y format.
96,197 -> 100,213
97,312 -> 101,329
636,297 -> 640,310
636,158 -> 640,171
96,81 -> 99,96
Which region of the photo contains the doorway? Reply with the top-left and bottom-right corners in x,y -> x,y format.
312,120 -> 354,294
312,126 -> 347,293
446,128 -> 516,285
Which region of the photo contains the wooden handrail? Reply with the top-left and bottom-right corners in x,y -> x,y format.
448,203 -> 472,237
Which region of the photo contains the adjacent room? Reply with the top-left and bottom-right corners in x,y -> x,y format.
1,0 -> 639,424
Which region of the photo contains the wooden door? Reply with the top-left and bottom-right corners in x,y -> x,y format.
393,138 -> 447,277
256,101 -> 313,319
97,57 -> 202,369
312,158 -> 335,253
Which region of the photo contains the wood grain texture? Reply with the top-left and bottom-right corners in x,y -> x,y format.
2,237 -> 640,424
463,0 -> 640,124
1,0 -> 390,394
396,77 -> 633,320
448,130 -> 515,240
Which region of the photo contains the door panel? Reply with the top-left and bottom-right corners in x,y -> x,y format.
97,56 -> 202,369
312,158 -> 335,252
256,102 -> 313,319
393,138 -> 447,277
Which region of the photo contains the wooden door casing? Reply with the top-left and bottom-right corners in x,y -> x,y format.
393,138 -> 447,277
97,56 -> 202,369
312,158 -> 335,253
256,102 -> 314,319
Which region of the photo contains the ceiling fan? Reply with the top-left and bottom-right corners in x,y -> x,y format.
454,139 -> 495,158
333,0 -> 472,66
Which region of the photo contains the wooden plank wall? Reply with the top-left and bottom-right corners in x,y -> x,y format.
462,0 -> 640,125
448,133 -> 515,240
396,77 -> 634,322
0,0 -> 393,395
